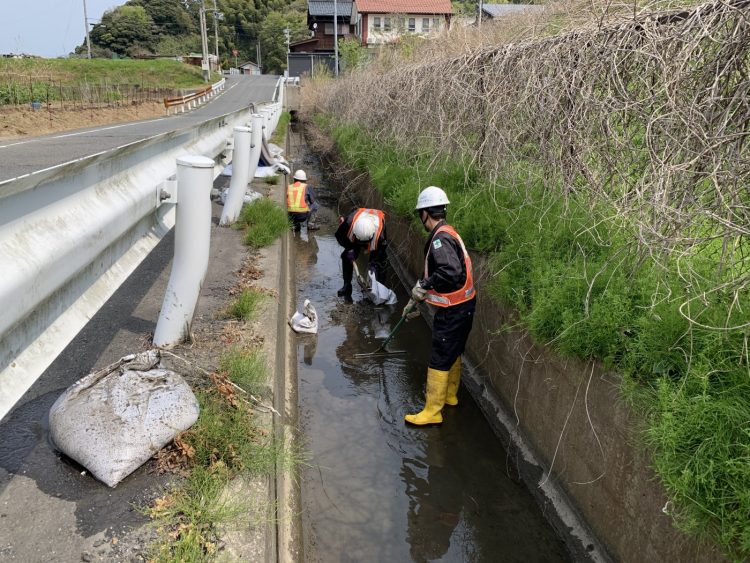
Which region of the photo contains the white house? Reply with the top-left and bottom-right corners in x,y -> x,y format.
355,0 -> 453,46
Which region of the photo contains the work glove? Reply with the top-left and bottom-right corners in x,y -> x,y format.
344,249 -> 356,262
402,299 -> 420,321
411,280 -> 428,302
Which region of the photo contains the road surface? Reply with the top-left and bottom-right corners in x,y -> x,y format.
0,74 -> 279,183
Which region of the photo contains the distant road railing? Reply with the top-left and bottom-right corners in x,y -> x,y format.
163,77 -> 226,115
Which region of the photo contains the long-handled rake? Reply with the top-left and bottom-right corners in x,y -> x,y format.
354,301 -> 416,357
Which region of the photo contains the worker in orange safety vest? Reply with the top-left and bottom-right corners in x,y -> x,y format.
403,186 -> 476,426
334,208 -> 388,300
287,169 -> 317,231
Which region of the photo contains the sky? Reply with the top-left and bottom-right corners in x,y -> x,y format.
0,0 -> 127,58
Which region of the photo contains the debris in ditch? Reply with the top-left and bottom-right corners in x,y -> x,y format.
48,350 -> 200,488
289,299 -> 318,334
364,270 -> 398,305
152,435 -> 195,476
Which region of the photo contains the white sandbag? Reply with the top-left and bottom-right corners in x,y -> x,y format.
289,299 -> 318,334
267,142 -> 285,157
48,350 -> 199,488
254,166 -> 279,178
219,187 -> 262,206
365,271 -> 398,305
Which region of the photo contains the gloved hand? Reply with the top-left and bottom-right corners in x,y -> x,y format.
411,280 -> 428,302
402,299 -> 420,321
344,249 -> 356,262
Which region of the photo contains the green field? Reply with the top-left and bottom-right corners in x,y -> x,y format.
0,58 -> 206,105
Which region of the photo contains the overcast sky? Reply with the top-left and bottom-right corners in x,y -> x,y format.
0,0 -> 126,58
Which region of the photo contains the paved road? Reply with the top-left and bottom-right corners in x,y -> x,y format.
0,74 -> 280,183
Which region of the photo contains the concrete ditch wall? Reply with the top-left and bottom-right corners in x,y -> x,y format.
315,141 -> 727,563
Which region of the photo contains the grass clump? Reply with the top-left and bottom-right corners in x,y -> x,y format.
227,288 -> 266,321
146,347 -> 294,562
239,198 -> 290,247
326,120 -> 750,560
270,111 -> 291,146
219,347 -> 267,396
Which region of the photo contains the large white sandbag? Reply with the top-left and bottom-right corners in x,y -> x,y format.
48,350 -> 199,488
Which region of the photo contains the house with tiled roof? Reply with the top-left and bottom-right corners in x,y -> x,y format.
356,0 -> 452,45
290,0 -> 359,53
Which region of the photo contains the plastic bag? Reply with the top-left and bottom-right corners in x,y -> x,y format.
48,350 -> 199,488
289,299 -> 318,334
219,187 -> 262,206
365,271 -> 398,305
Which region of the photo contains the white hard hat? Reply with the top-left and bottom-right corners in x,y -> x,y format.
293,169 -> 307,181
352,212 -> 379,242
415,186 -> 450,210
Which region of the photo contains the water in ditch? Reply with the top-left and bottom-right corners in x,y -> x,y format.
292,147 -> 571,562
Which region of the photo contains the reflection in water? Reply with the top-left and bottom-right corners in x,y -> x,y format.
301,334 -> 318,366
402,435 -> 460,563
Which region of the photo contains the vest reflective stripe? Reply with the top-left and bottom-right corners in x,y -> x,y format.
347,208 -> 385,252
424,225 -> 476,308
287,182 -> 309,212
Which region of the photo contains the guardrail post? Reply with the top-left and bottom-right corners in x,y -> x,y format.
260,109 -> 270,141
248,113 -> 263,182
153,155 -> 215,349
220,126 -> 252,226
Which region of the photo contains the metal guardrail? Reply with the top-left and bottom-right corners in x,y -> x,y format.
0,93 -> 283,421
163,77 -> 226,115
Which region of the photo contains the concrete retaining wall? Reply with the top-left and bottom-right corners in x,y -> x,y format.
318,145 -> 727,563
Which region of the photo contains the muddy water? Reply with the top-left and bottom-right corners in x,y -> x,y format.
293,173 -> 571,561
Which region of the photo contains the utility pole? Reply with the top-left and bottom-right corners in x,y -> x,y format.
257,42 -> 262,74
212,0 -> 221,70
478,0 -> 483,27
82,0 -> 92,59
199,0 -> 210,81
333,0 -> 339,76
284,28 -> 290,78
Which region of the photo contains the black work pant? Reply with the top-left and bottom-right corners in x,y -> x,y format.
428,298 -> 476,371
288,211 -> 310,231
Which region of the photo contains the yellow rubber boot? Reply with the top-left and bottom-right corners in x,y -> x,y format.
445,357 -> 461,407
405,368 -> 449,426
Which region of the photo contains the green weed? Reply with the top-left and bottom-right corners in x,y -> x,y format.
240,198 -> 290,247
271,111 -> 291,146
226,289 -> 266,322
326,120 -> 750,560
219,347 -> 268,396
146,345 -> 298,562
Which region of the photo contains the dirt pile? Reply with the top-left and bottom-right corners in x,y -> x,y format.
0,102 -> 166,140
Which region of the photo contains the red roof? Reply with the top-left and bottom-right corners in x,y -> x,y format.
356,0 -> 452,15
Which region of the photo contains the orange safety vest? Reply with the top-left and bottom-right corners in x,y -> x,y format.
424,224 -> 476,308
347,208 -> 385,252
287,182 -> 310,213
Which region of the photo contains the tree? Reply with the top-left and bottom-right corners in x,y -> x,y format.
131,0 -> 197,36
89,5 -> 155,56
258,9 -> 307,74
338,38 -> 369,72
